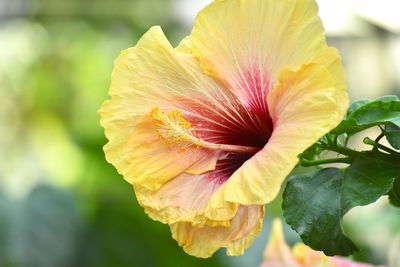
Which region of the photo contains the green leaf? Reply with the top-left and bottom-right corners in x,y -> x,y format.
283,156 -> 400,256
283,168 -> 358,255
388,178 -> 400,207
385,120 -> 400,150
333,96 -> 400,135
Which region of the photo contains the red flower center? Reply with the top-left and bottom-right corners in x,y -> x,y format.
181,67 -> 274,183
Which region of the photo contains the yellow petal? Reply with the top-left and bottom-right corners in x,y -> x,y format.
207,63 -> 348,206
170,205 -> 264,258
135,172 -> 229,227
103,110 -> 221,190
262,219 -> 300,267
190,0 -> 332,99
293,243 -> 336,267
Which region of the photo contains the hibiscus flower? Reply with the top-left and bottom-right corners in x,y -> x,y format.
99,0 -> 348,258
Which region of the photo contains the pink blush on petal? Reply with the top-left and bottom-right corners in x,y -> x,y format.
239,64 -> 273,117
333,257 -> 385,267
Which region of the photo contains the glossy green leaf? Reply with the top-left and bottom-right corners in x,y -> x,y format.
333,96 -> 400,135
388,178 -> 400,208
283,156 -> 400,256
385,121 -> 400,150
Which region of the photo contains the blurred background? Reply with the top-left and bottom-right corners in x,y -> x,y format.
0,0 -> 399,266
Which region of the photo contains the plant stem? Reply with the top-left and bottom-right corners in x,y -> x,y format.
373,132 -> 385,151
363,137 -> 400,157
300,157 -> 353,167
322,144 -> 363,158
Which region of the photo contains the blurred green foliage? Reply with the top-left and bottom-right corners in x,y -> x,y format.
0,0 -> 224,266
0,186 -> 81,267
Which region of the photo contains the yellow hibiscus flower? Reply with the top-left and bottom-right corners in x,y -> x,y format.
261,220 -> 384,267
99,0 -> 348,258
